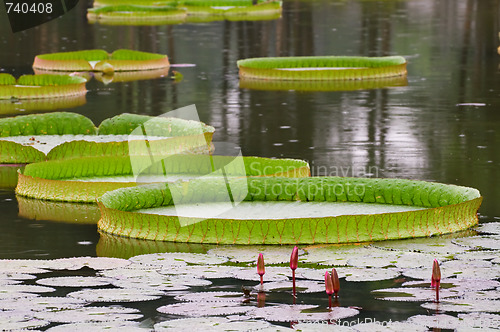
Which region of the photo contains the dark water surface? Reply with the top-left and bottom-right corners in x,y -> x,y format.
0,1 -> 499,328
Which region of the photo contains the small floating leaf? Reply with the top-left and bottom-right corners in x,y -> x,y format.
154,317 -> 273,331
475,222 -> 500,235
254,280 -> 324,293
160,265 -> 240,279
353,321 -> 428,332
373,236 -> 468,255
33,306 -> 143,323
292,323 -> 355,331
67,288 -> 163,302
343,267 -> 401,282
45,321 -> 147,331
208,245 -> 303,264
231,266 -> 289,282
175,291 -> 246,303
48,256 -> 131,270
457,312 -> 500,330
406,314 -> 460,329
0,296 -> 88,312
248,304 -> 359,322
131,252 -> 228,266
421,299 -> 500,313
157,302 -> 250,317
301,244 -> 370,266
36,276 -> 111,287
0,284 -> 55,294
372,287 -> 459,302
0,311 -> 49,330
454,250 -> 500,261
453,235 -> 500,250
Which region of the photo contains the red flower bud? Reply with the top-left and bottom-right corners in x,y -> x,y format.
325,271 -> 334,295
257,253 -> 265,277
290,246 -> 299,271
431,259 -> 441,286
332,268 -> 340,295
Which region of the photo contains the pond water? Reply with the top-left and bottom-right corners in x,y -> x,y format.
0,0 -> 499,330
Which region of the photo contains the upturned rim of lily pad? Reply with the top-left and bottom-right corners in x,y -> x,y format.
97,176 -> 481,244
16,155 -> 310,203
0,74 -> 87,100
33,49 -> 170,72
0,112 -> 215,164
237,55 -> 407,81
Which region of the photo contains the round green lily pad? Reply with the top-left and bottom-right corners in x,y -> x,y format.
33,306 -> 143,323
0,73 -> 87,100
87,6 -> 187,26
97,176 -> 482,244
17,154 -> 308,203
33,49 -> 170,72
237,56 -> 407,81
248,304 -> 359,322
45,321 -> 147,331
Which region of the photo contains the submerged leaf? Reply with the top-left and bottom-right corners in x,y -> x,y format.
45,321 -> 148,331
154,317 -> 272,332
157,302 -> 250,317
36,276 -> 111,287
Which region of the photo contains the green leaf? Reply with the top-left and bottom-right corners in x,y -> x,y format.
237,56 -> 407,81
97,176 -> 482,244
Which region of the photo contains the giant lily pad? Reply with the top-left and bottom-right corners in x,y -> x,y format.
16,155 -> 309,203
33,49 -> 170,73
0,112 -> 214,164
87,6 -> 187,26
87,1 -> 281,26
97,176 -> 481,244
0,74 -> 87,100
237,56 -> 407,81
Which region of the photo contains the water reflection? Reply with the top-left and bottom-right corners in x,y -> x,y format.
239,76 -> 408,92
16,195 -> 100,224
0,95 -> 87,116
97,231 -> 215,259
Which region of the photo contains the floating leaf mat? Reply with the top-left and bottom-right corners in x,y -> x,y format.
97,176 -> 481,244
87,5 -> 188,25
16,155 -> 310,203
33,68 -> 170,84
87,1 -> 281,25
0,74 -> 87,100
237,56 -> 407,81
0,112 -> 215,164
33,49 -> 170,72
